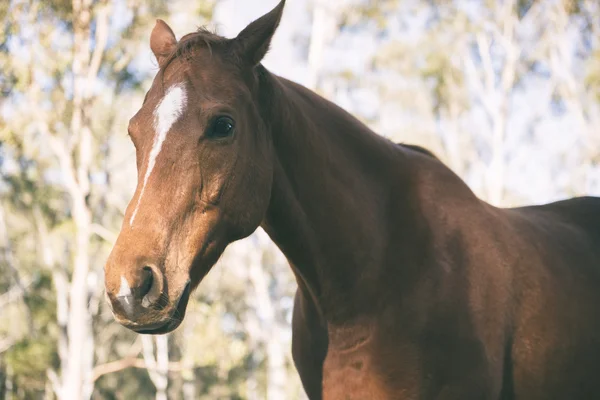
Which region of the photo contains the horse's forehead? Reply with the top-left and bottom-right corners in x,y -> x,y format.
153,83 -> 188,132
132,77 -> 189,127
133,58 -> 245,132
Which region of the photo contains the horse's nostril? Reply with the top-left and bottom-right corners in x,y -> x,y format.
139,266 -> 154,299
112,265 -> 163,314
140,265 -> 163,308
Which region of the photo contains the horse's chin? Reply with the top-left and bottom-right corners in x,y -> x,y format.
134,318 -> 183,335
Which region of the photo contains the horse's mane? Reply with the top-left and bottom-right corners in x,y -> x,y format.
398,143 -> 439,160
159,27 -> 228,74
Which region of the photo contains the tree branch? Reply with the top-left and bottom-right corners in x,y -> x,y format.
46,368 -> 62,399
92,357 -> 182,382
90,223 -> 117,244
85,1 -> 111,96
0,279 -> 34,308
0,337 -> 15,354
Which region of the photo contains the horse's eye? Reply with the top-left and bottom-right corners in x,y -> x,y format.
209,116 -> 235,139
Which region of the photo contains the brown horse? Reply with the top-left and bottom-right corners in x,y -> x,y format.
104,1 -> 600,399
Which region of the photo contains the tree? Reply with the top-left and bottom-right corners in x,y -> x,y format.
333,0 -> 600,205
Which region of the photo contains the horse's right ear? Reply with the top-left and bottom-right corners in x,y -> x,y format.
150,19 -> 177,66
231,0 -> 286,66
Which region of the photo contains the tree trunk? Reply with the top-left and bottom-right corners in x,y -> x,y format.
142,335 -> 170,400
246,235 -> 287,400
181,322 -> 196,400
463,0 -> 520,206
46,0 -> 110,398
306,0 -> 338,96
59,1 -> 94,397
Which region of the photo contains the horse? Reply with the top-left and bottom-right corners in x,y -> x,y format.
104,1 -> 600,398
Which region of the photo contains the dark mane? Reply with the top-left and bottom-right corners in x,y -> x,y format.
398,143 -> 439,160
160,26 -> 228,74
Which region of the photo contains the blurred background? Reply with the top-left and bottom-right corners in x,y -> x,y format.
0,0 -> 598,399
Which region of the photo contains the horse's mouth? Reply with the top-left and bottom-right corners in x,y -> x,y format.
132,281 -> 192,335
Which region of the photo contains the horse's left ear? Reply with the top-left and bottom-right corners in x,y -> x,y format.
232,0 -> 286,66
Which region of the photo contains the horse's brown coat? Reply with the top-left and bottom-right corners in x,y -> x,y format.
104,1 -> 600,398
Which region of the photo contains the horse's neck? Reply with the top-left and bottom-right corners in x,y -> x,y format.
260,72 -> 420,323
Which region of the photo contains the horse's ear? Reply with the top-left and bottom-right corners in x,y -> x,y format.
150,19 -> 177,65
232,0 -> 286,66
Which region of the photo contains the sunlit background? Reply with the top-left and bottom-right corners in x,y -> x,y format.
0,0 -> 598,399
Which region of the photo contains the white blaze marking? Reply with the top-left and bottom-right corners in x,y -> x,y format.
117,276 -> 132,297
129,84 -> 187,227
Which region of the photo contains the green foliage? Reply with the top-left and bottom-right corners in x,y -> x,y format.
197,1 -> 218,21
94,366 -> 156,400
4,336 -> 57,392
42,0 -> 73,21
585,49 -> 600,101
340,0 -> 399,29
24,270 -> 56,328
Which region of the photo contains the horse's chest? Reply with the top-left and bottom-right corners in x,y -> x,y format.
321,347 -> 397,400
320,327 -> 420,400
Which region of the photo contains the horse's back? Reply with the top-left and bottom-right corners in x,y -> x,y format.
511,196 -> 600,275
505,196 -> 600,399
517,196 -> 600,241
